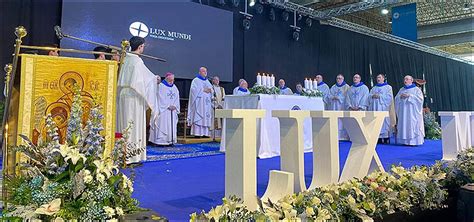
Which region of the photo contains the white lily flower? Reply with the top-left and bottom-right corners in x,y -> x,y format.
53,144 -> 71,157
64,148 -> 86,165
35,198 -> 61,216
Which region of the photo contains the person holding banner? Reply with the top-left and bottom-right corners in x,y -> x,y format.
117,36 -> 161,164
149,72 -> 180,146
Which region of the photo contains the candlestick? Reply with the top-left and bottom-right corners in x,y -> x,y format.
270,74 -> 275,87
262,74 -> 268,87
313,78 -> 317,89
257,73 -> 262,85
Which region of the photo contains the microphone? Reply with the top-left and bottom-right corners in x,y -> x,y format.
54,26 -> 64,40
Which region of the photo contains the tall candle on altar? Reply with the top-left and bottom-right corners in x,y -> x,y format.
262,73 -> 268,86
304,78 -> 309,89
270,74 -> 275,87
257,73 -> 262,85
313,78 -> 317,89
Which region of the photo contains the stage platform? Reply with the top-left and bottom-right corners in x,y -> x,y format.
123,139 -> 443,221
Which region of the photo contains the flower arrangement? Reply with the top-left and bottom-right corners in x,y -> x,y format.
443,147 -> 474,189
300,88 -> 323,98
4,87 -> 139,221
191,164 -> 452,221
249,84 -> 281,95
424,111 -> 442,140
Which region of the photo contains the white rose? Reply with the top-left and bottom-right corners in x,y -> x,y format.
103,206 -> 115,218
115,207 -> 124,216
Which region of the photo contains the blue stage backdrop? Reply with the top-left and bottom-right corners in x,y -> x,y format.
391,3 -> 417,42
61,0 -> 234,81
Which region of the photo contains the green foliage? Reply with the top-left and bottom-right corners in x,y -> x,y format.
4,87 -> 140,220
424,111 -> 442,140
249,85 -> 281,95
300,88 -> 323,97
192,147 -> 474,221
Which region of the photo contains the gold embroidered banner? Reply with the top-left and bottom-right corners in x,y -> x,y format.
17,54 -> 117,156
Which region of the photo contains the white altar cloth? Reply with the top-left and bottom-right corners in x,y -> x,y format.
220,94 -> 325,158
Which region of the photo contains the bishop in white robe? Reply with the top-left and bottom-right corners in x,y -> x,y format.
316,75 -> 330,109
149,73 -> 180,145
345,74 -> 369,111
187,67 -> 213,137
116,37 -> 160,164
279,79 -> 293,95
395,75 -> 425,146
328,74 -> 350,140
369,74 -> 393,143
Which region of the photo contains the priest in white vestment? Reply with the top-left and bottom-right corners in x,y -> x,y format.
278,79 -> 293,95
316,74 -> 330,109
187,67 -> 213,137
294,83 -> 304,95
117,36 -> 160,164
233,79 -> 250,95
369,74 -> 393,144
149,73 -> 180,146
232,79 -> 246,95
395,75 -> 425,146
328,74 -> 350,140
211,76 -> 225,136
345,74 -> 369,111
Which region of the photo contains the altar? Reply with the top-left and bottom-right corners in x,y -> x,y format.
220,94 -> 324,158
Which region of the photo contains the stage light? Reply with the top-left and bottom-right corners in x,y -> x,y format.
232,0 -> 239,7
282,11 -> 289,21
292,30 -> 300,41
381,8 -> 389,15
463,3 -> 471,11
249,0 -> 256,7
306,18 -> 312,27
297,14 -> 303,21
243,19 -> 251,31
269,8 -> 276,21
255,3 -> 264,14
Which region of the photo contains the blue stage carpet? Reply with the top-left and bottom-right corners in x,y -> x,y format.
124,139 -> 442,221
145,142 -> 222,162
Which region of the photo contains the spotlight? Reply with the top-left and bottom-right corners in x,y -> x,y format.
381,8 -> 389,15
297,14 -> 303,21
255,3 -> 264,14
249,0 -> 256,7
269,8 -> 276,21
243,18 -> 251,31
282,11 -> 289,21
305,18 -> 312,27
292,30 -> 300,41
232,0 -> 239,7
216,0 -> 225,6
463,3 -> 471,11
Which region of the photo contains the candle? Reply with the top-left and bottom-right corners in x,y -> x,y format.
267,74 -> 271,87
262,74 -> 267,87
257,73 -> 262,85
304,78 -> 308,89
313,78 -> 317,89
270,74 -> 275,87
